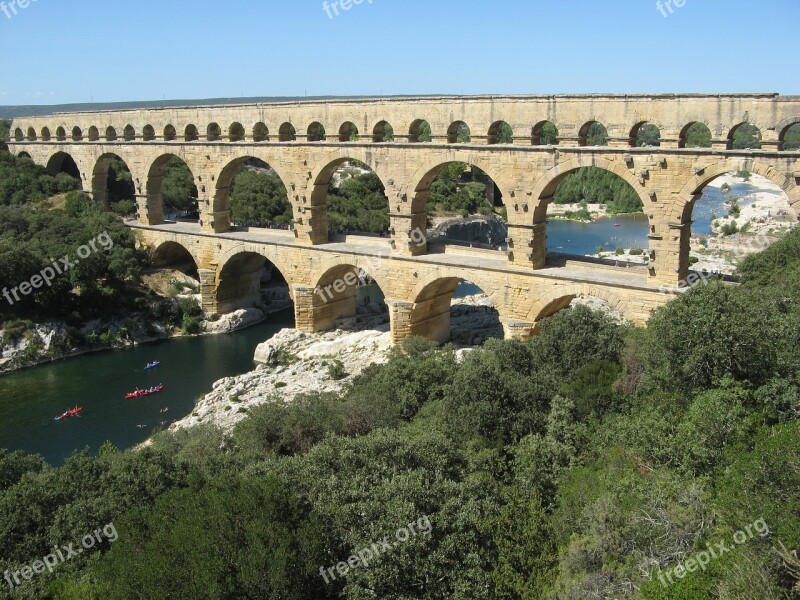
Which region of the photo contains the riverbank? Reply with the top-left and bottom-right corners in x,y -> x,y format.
171,294 -> 502,433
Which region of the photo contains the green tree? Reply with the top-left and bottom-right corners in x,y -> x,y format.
732,123 -> 762,149
684,122 -> 712,148
229,167 -> 293,226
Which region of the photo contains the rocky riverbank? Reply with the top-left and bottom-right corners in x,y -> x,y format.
171,294 -> 504,432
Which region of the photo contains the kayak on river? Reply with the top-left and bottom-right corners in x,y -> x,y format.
55,406 -> 84,421
125,385 -> 165,399
144,361 -> 161,370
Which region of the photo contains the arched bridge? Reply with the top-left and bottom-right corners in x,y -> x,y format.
9,94 -> 800,343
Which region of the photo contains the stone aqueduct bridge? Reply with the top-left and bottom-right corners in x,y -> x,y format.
9,94 -> 800,343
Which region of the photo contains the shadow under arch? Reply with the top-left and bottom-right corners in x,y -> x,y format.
215,249 -> 293,316
144,153 -> 198,226
91,152 -> 135,207
529,284 -> 640,328
410,275 -> 503,345
150,240 -> 201,281
310,261 -> 391,333
46,151 -> 81,179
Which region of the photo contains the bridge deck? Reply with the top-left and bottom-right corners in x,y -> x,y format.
129,221 -> 659,293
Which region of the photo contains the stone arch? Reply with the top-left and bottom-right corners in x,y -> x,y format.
56,127 -> 66,141
71,126 -> 83,142
630,121 -> 662,147
727,122 -> 762,150
679,121 -> 713,148
212,154 -> 294,233
279,122 -> 296,142
253,122 -> 269,142
91,152 -> 135,206
149,241 -> 201,280
164,125 -> 177,141
40,127 -> 51,141
532,120 -> 559,145
184,124 -> 198,142
142,125 -> 155,141
124,125 -> 136,141
529,156 -> 650,225
88,126 -> 100,142
777,117 -> 800,150
529,284 -> 640,326
26,127 -> 37,141
409,271 -> 506,343
372,120 -> 394,143
144,154 -> 198,227
229,122 -> 245,142
105,126 -> 117,141
14,127 -> 24,142
46,151 -> 81,179
338,121 -> 359,142
214,245 -> 296,314
307,121 -> 326,142
407,152 -> 513,215
409,119 -> 431,143
18,151 -> 31,160
207,122 -> 221,142
579,120 -> 608,146
309,259 -> 393,333
488,120 -> 513,145
447,121 -> 470,143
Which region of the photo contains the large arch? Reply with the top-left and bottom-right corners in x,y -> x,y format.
528,284 -> 641,326
46,151 -> 81,179
214,246 -> 296,315
410,273 -> 503,344
144,154 -> 198,227
91,153 -> 135,207
309,260 -> 391,333
213,155 -> 294,232
150,241 -> 201,280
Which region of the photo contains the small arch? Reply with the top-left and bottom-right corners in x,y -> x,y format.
105,126 -> 117,141
372,121 -> 394,143
409,119 -> 432,143
71,126 -> 83,141
88,126 -> 100,141
56,127 -> 66,141
447,121 -> 471,144
207,122 -> 221,142
679,122 -> 712,148
339,122 -> 359,142
579,121 -> 608,146
728,123 -> 762,150
229,122 -> 245,142
26,127 -> 37,141
781,122 -> 800,151
123,125 -> 136,141
252,122 -> 269,142
487,121 -> 513,145
307,122 -> 326,142
630,122 -> 661,147
142,125 -> 156,141
532,121 -> 559,145
279,122 -> 296,142
184,124 -> 198,142
14,128 -> 24,142
18,151 -> 32,160
40,127 -> 51,141
163,125 -> 177,141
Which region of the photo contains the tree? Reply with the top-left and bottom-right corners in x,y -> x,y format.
229,166 -> 293,226
684,123 -> 712,148
161,157 -> 198,213
637,123 -> 661,147
732,123 -> 762,149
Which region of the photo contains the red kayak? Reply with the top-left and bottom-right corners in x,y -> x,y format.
55,406 -> 84,421
125,385 -> 165,399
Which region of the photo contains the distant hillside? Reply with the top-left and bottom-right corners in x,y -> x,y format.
0,95 -> 430,119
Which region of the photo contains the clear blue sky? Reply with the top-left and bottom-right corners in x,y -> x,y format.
1,0 -> 798,105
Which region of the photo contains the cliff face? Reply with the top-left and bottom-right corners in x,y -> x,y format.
427,214 -> 508,246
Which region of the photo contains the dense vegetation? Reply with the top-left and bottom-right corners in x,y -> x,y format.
553,166 -> 644,214
1,222 -> 799,598
328,170 -> 390,233
229,162 -> 293,226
